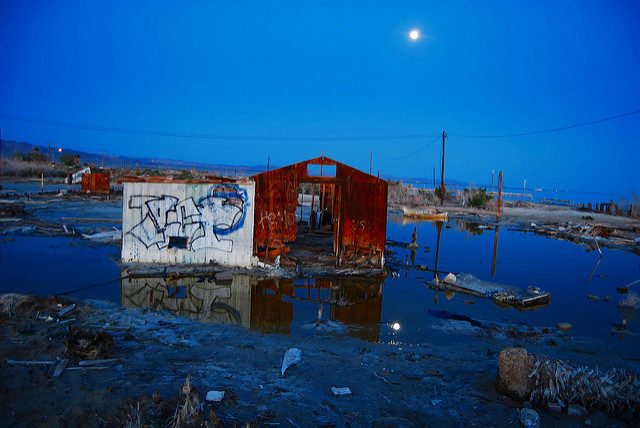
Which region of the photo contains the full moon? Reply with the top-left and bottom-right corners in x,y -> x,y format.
409,29 -> 420,40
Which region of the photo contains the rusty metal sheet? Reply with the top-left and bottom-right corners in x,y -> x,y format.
81,173 -> 110,194
251,156 -> 388,264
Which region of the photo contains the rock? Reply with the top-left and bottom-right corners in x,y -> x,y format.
281,347 -> 302,376
556,322 -> 572,332
330,386 -> 351,396
206,390 -> 225,402
519,408 -> 540,428
444,273 -> 457,283
567,404 -> 587,419
495,347 -> 535,401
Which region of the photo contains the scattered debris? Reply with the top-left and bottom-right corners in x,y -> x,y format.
427,273 -> 550,310
46,357 -> 69,378
81,228 -> 121,242
281,347 -> 302,376
171,377 -> 206,427
64,327 -> 114,360
619,292 -> 640,310
205,390 -> 225,402
586,295 -> 610,302
330,387 -> 351,396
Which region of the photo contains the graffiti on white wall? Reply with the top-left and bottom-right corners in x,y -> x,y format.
126,185 -> 248,253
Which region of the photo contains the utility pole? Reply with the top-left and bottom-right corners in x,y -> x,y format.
370,150 -> 372,175
266,157 -> 270,172
102,151 -> 104,169
523,179 -> 527,200
440,131 -> 446,205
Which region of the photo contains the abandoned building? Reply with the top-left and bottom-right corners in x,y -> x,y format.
120,156 -> 388,269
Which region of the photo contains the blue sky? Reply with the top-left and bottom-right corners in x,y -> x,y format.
1,1 -> 638,195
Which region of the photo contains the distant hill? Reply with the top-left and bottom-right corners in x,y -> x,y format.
1,139 -> 472,186
0,139 -> 267,177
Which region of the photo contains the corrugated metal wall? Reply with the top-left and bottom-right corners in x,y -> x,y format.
121,180 -> 255,267
81,173 -> 110,194
252,157 -> 388,265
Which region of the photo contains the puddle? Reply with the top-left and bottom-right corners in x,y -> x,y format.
1,215 -> 639,358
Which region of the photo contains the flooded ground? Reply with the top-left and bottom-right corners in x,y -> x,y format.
2,210 -> 638,357
2,192 -> 639,425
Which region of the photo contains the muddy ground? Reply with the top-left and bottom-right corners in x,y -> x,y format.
1,294 -> 638,426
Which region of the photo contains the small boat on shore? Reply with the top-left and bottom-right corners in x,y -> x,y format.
402,206 -> 448,221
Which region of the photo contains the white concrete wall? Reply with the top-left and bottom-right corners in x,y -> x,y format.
121,181 -> 255,267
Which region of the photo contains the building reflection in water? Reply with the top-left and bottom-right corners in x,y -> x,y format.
121,268 -> 384,342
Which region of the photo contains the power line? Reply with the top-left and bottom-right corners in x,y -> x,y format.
377,136 -> 440,160
1,107 -> 638,145
0,113 -> 440,142
448,109 -> 640,138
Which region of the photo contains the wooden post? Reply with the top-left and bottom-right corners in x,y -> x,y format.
41,172 -> 44,194
440,131 -> 446,205
496,170 -> 503,220
491,225 -> 500,277
310,183 -> 316,230
434,223 -> 442,282
135,163 -> 138,175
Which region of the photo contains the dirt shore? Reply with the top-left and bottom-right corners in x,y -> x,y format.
1,294 -> 638,426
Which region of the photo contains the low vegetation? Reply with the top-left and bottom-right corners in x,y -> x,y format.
463,188 -> 493,209
1,157 -> 68,178
612,192 -> 640,219
388,181 -> 439,206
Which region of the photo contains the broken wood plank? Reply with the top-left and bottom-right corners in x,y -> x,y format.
6,360 -> 53,365
47,357 -> 69,378
78,358 -> 119,367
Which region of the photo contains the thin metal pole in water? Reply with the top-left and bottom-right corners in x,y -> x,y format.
440,131 -> 446,205
497,170 -> 503,220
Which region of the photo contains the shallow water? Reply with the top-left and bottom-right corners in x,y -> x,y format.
1,214 -> 639,357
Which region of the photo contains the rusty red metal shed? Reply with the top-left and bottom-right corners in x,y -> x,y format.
251,156 -> 388,266
81,173 -> 110,194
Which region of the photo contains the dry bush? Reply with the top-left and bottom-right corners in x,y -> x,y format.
387,182 -> 438,207
1,157 -> 67,178
613,192 -> 640,219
